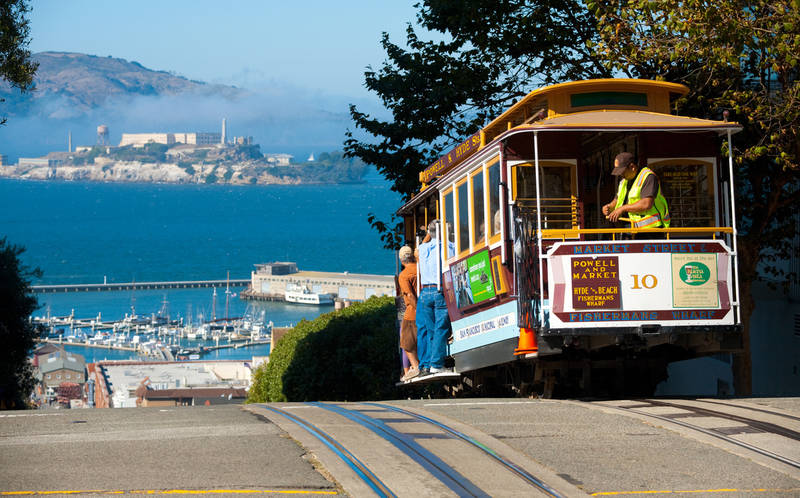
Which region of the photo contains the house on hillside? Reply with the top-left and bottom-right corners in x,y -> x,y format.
37,350 -> 86,389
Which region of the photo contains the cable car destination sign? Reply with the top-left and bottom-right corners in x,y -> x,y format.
546,240 -> 733,328
419,132 -> 482,184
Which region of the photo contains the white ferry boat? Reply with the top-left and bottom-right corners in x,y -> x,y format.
285,284 -> 334,305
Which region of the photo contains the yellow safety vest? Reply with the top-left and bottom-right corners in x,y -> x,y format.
614,167 -> 671,228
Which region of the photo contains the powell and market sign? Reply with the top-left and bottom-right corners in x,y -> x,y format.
419,132 -> 482,184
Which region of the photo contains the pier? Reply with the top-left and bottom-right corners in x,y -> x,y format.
32,278 -> 249,293
243,263 -> 394,302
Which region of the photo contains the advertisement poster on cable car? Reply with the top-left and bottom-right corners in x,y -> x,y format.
546,240 -> 734,328
452,249 -> 496,309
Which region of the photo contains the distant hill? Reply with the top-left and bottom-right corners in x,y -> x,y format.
0,52 -> 241,118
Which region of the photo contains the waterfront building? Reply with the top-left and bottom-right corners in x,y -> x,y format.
32,343 -> 64,367
90,360 -> 252,408
37,350 -> 86,389
244,262 -> 394,302
139,387 -> 247,407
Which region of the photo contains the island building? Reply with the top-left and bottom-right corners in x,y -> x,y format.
232,136 -> 253,145
0,154 -> 7,166
17,157 -> 63,168
119,132 -> 222,147
242,262 -> 395,302
264,153 -> 293,166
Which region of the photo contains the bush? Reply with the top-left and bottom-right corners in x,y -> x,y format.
248,296 -> 399,402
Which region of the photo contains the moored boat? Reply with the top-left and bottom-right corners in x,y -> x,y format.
285,284 -> 334,305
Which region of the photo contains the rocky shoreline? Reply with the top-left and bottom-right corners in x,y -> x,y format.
0,161 -> 307,185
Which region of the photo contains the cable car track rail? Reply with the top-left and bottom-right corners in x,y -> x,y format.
595,399 -> 800,474
253,402 -> 568,497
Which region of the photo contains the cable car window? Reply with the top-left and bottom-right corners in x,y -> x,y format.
649,159 -> 716,231
488,160 -> 501,241
514,162 -> 577,231
443,188 -> 455,260
456,180 -> 470,255
472,169 -> 485,246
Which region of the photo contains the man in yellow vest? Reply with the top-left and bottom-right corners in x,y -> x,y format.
602,152 -> 670,235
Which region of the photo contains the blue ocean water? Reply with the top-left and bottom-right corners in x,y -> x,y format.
1,171 -> 402,361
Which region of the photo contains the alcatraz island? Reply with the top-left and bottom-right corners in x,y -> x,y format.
0,121 -> 365,186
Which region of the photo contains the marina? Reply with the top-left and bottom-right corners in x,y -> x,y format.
33,297 -> 274,363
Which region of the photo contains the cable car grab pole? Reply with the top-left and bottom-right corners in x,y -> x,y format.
534,131 -> 546,328
726,128 -> 741,322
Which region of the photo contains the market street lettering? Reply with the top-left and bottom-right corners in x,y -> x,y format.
642,243 -> 709,253
572,244 -> 629,255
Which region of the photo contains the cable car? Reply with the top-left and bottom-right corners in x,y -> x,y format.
398,79 -> 742,396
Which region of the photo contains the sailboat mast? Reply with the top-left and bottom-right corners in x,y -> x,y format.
225,271 -> 230,320
212,287 -> 217,321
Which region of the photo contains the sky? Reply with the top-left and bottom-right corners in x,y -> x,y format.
1,1 -> 433,160
28,0 -> 423,100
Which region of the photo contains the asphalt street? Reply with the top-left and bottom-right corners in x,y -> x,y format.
2,398 -> 799,497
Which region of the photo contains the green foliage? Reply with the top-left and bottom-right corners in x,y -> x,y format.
344,0 -> 610,248
205,172 -> 218,184
177,161 -> 195,175
236,144 -> 262,160
108,144 -> 167,163
247,296 -> 399,402
223,167 -> 234,181
0,238 -> 41,409
271,151 -> 367,184
0,0 -> 38,126
86,146 -> 103,162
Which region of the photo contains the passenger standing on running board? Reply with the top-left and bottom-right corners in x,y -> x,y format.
415,220 -> 453,376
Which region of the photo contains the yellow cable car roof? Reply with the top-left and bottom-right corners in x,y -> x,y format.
513,109 -> 741,134
482,78 -> 690,135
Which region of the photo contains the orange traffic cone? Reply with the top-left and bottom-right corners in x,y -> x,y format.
514,327 -> 538,355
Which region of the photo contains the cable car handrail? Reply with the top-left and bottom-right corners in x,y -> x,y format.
540,226 -> 735,241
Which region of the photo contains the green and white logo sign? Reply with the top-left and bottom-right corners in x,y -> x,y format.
679,262 -> 711,286
467,250 -> 496,304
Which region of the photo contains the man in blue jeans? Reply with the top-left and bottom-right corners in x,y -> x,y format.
415,220 -> 453,375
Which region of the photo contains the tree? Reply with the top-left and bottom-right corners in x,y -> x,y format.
590,0 -> 800,395
0,238 -> 41,409
344,0 -> 611,248
0,0 -> 38,125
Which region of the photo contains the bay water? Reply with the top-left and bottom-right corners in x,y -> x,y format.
0,170 -> 402,362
